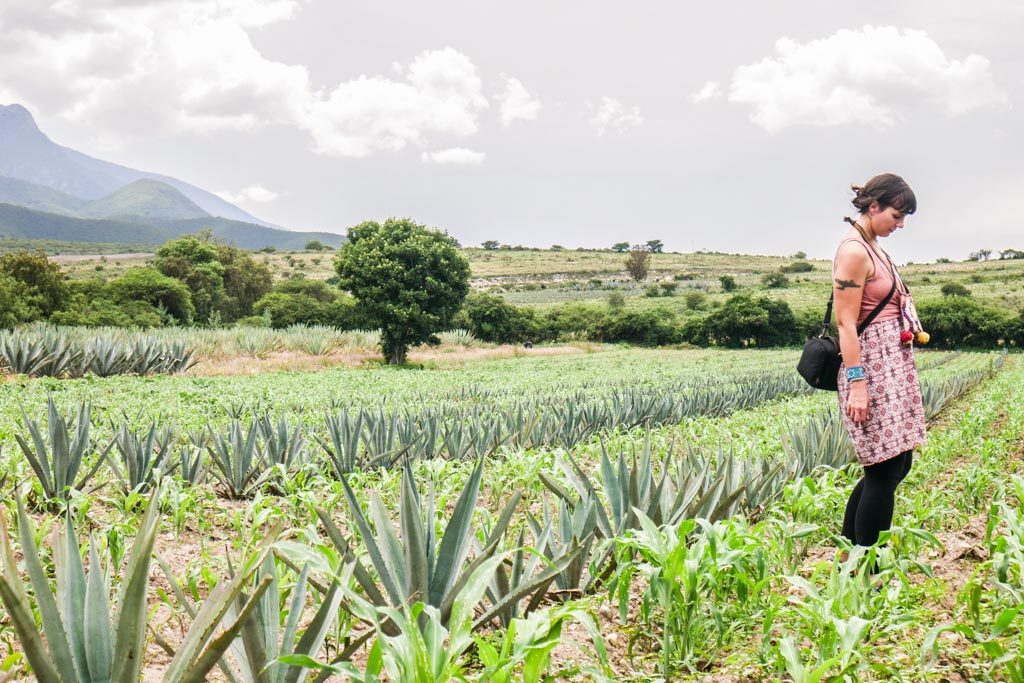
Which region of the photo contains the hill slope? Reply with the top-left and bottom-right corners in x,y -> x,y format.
78,179 -> 210,220
0,175 -> 87,216
0,203 -> 344,250
0,103 -> 278,227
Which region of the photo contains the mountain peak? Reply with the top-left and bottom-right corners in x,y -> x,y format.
0,103 -> 44,137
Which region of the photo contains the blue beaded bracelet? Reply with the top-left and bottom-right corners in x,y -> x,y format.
846,365 -> 866,382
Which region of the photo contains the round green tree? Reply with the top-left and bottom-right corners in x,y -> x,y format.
335,218 -> 470,364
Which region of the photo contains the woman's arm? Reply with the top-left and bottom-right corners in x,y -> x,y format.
833,243 -> 872,424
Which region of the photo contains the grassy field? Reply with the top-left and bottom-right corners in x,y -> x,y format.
1,343 -> 1020,680
52,245 -> 1024,319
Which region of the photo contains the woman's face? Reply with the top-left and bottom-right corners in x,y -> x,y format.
870,203 -> 907,238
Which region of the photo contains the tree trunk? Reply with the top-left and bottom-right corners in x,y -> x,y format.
387,344 -> 407,365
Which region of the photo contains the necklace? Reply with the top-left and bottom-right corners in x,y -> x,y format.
850,219 -> 907,294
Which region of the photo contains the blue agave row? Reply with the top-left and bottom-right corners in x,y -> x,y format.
0,328 -> 196,378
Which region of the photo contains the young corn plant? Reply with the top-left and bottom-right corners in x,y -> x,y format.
15,398 -> 112,504
328,556 -> 506,683
475,603 -> 613,683
614,514 -> 775,676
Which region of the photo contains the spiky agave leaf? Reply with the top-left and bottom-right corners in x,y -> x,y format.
14,398 -> 112,503
0,484 -> 164,683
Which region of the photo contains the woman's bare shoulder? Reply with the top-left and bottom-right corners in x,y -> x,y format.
833,239 -> 871,275
834,239 -> 871,262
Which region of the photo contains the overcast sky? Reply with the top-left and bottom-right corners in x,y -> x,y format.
1,0 -> 1021,262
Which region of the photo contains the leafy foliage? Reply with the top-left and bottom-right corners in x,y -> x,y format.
335,218 -> 471,364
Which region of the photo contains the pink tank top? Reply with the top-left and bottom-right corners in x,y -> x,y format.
833,234 -> 904,327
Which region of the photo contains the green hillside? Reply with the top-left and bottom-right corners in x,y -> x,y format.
0,174 -> 86,216
78,178 -> 210,220
0,202 -> 345,250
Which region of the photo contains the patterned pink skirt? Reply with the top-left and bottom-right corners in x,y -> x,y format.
837,318 -> 927,466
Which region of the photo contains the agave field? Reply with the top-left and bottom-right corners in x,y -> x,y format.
0,345 -> 1021,681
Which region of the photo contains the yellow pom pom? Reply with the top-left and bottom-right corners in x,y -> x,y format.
915,331 -> 930,345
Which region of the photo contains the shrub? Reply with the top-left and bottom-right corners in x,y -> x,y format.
761,271 -> 790,289
0,274 -> 31,329
673,272 -> 696,281
660,282 -> 678,296
684,291 -> 707,311
781,260 -> 814,273
644,285 -> 661,297
107,267 -> 194,323
543,303 -> 599,340
696,294 -> 801,348
607,291 -> 626,310
454,292 -> 544,344
917,297 -> 1012,348
591,308 -> 679,346
625,246 -> 652,281
719,275 -> 737,292
940,282 -> 971,297
305,239 -> 325,251
0,249 -> 68,318
795,307 -> 827,338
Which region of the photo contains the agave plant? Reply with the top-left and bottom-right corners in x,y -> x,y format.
318,409 -> 365,476
86,337 -> 131,377
538,435 -> 779,592
314,461 -> 565,646
15,398 -> 112,503
783,409 -> 855,475
525,495 -> 600,596
0,330 -> 51,376
109,422 -> 177,492
436,329 -> 480,348
0,487 -> 283,682
177,443 -> 206,486
257,413 -> 308,469
157,554 -> 342,683
207,420 -> 274,499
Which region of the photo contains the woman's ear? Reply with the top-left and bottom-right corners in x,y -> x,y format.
868,200 -> 880,216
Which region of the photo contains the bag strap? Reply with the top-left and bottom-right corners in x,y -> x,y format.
822,229 -> 900,336
819,277 -> 896,337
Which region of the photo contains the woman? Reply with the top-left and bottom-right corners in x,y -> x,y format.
832,173 -> 926,548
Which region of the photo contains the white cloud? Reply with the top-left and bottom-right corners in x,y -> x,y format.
496,75 -> 541,126
727,25 -> 1009,133
690,81 -> 721,103
305,47 -> 489,157
420,147 -> 486,165
216,184 -> 282,203
0,2 -> 492,158
586,96 -> 643,136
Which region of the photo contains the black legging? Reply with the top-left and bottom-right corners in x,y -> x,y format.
842,450 -> 914,547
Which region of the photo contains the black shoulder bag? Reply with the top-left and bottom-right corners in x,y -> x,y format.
797,277 -> 896,391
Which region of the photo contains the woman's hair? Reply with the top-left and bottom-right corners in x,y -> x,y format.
851,173 -> 916,215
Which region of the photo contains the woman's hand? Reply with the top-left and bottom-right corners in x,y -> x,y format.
846,381 -> 869,424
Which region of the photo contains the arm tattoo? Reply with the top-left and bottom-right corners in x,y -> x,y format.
834,278 -> 861,290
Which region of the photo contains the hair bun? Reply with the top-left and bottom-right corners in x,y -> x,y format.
851,184 -> 865,195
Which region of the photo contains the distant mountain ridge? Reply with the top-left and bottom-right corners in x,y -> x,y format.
0,203 -> 344,251
0,103 -> 280,227
77,179 -> 210,220
0,103 -> 346,250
